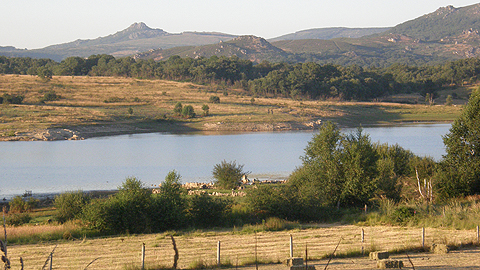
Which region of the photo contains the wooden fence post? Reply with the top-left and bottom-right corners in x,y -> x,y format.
477,225 -> 479,244
361,228 -> 365,255
422,227 -> 425,249
217,241 -> 221,268
141,243 -> 145,270
49,253 -> 53,270
290,234 -> 293,257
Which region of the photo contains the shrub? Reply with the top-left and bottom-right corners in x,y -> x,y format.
187,194 -> 230,228
54,191 -> 90,223
209,95 -> 220,104
6,213 -> 32,226
9,196 -> 27,213
2,93 -> 23,104
41,90 -> 60,102
390,206 -> 415,223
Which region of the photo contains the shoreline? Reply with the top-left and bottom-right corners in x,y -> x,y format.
0,119 -> 452,142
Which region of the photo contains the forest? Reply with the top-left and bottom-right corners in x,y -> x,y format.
1,54 -> 480,102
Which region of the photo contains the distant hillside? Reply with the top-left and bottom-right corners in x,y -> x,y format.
390,4 -> 480,41
269,27 -> 389,41
3,2 -> 480,66
1,23 -> 236,61
135,35 -> 291,63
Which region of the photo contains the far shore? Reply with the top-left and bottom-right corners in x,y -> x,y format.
0,119 -> 454,142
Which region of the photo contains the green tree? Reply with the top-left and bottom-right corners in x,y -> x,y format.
37,67 -> 53,81
54,191 -> 90,223
437,88 -> 480,199
173,102 -> 183,115
202,104 -> 209,116
445,95 -> 453,106
181,105 -> 195,118
82,177 -> 152,233
150,170 -> 186,231
212,160 -> 248,189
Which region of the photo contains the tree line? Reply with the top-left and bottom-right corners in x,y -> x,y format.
2,54 -> 480,101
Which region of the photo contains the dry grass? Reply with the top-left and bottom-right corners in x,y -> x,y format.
0,75 -> 465,139
5,224 -> 480,269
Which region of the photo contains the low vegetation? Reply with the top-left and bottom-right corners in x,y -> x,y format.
0,74 -> 466,140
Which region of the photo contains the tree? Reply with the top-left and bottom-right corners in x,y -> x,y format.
181,105 -> 195,118
54,191 -> 89,223
37,67 -> 53,81
437,88 -> 480,199
212,160 -> 248,189
150,170 -> 186,231
202,104 -> 209,116
445,95 -> 453,106
173,102 -> 183,115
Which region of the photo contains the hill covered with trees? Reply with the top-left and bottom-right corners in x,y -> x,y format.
1,54 -> 479,102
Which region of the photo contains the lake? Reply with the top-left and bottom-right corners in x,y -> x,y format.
0,123 -> 451,199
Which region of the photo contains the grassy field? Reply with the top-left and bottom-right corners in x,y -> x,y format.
4,223 -> 480,270
0,74 -> 469,140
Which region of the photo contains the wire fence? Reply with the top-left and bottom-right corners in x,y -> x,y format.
5,225 -> 480,270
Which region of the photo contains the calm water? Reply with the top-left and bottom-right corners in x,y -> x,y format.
0,123 -> 451,199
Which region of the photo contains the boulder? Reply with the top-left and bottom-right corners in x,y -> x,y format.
285,257 -> 303,266
376,259 -> 403,269
431,243 -> 449,254
369,251 -> 390,260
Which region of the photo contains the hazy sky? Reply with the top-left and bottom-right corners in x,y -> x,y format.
2,0 -> 479,49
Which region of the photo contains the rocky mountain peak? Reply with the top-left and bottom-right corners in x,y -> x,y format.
127,22 -> 151,31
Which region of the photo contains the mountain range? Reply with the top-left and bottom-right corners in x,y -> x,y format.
2,3 -> 480,66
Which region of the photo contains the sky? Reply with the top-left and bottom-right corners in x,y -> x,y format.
2,0 -> 480,49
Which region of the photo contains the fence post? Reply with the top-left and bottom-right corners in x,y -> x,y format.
477,225 -> 479,244
217,241 -> 221,268
49,253 -> 53,270
141,243 -> 145,270
361,228 -> 365,255
290,234 -> 293,257
422,227 -> 425,249
305,242 -> 308,269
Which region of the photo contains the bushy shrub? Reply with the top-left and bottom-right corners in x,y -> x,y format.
82,174 -> 188,234
6,213 -> 32,226
2,93 -> 23,104
8,196 -> 37,213
390,206 -> 415,223
209,95 -> 220,104
187,194 -> 230,228
40,90 -> 60,103
54,191 -> 90,223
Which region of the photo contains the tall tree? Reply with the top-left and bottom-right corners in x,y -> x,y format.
437,88 -> 480,199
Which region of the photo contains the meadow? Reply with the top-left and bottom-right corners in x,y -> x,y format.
0,74 -> 467,140
4,222 -> 480,270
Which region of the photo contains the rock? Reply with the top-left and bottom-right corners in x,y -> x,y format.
376,259 -> 403,269
431,243 -> 449,254
370,251 -> 390,260
285,257 -> 303,266
290,265 -> 315,270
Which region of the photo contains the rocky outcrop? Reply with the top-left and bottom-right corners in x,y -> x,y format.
34,128 -> 83,141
